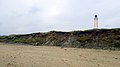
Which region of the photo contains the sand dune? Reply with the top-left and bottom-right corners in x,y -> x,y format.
0,43 -> 120,67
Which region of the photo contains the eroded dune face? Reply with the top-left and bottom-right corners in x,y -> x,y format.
0,43 -> 120,67
0,29 -> 120,50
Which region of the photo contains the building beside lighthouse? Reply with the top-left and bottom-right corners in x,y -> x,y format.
94,15 -> 98,29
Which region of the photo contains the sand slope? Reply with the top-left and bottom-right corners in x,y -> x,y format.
0,43 -> 120,67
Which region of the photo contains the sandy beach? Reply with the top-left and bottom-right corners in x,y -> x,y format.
0,43 -> 120,67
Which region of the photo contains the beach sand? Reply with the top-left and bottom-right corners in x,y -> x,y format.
0,43 -> 120,67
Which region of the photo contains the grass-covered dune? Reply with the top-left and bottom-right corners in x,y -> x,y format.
0,28 -> 120,50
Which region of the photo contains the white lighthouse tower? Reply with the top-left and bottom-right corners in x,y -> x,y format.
94,15 -> 98,29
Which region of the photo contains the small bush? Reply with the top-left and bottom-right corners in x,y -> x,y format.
0,36 -> 6,39
34,38 -> 45,44
112,42 -> 120,48
77,36 -> 92,42
8,34 -> 16,39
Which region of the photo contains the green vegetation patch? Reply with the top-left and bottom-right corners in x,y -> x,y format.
13,38 -> 33,43
13,37 -> 46,44
0,36 -> 7,42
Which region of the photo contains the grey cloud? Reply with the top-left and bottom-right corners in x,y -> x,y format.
0,0 -> 120,35
29,6 -> 41,14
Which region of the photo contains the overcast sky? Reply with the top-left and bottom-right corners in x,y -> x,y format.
0,0 -> 120,35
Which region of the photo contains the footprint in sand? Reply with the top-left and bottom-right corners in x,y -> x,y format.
7,63 -> 16,67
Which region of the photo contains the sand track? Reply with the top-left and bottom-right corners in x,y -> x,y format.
0,43 -> 120,67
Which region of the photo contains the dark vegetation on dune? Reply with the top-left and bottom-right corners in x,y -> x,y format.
0,28 -> 120,50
